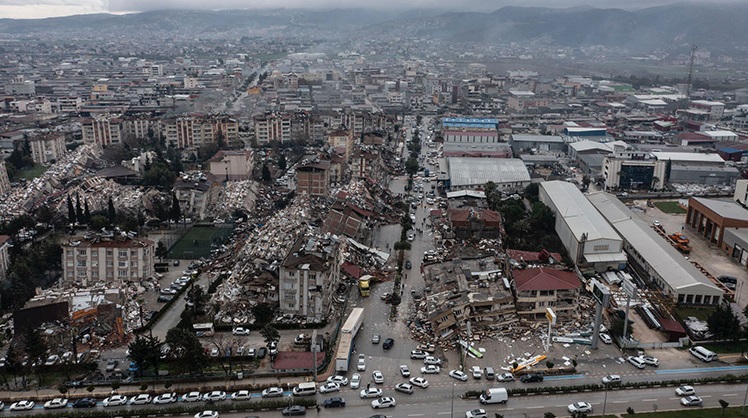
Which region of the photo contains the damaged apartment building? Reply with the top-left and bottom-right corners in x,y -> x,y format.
279,233 -> 343,322
422,257 -> 516,340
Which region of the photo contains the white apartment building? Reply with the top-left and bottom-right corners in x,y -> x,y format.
62,235 -> 154,287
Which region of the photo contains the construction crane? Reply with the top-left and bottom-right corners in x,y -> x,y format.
685,44 -> 698,98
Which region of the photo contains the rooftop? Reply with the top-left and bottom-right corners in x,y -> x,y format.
691,197 -> 748,222
447,157 -> 530,187
513,267 -> 581,291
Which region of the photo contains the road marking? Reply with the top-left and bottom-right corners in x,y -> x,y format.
642,399 -> 657,402
702,395 -> 712,398
724,394 -> 738,397
437,412 -> 451,415
408,414 -> 425,417
613,400 -> 628,403
527,406 -> 543,409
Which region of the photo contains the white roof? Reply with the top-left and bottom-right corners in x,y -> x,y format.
569,140 -> 627,153
586,192 -> 723,297
701,130 -> 738,138
447,157 -> 530,187
640,99 -> 668,106
540,181 -> 622,243
511,134 -> 564,143
692,100 -> 725,106
650,152 -> 725,163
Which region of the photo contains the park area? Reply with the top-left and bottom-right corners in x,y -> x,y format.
168,225 -> 233,259
654,201 -> 687,214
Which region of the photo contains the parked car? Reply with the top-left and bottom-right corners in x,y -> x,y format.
357,353 -> 366,371
103,395 -> 128,407
202,391 -> 226,402
72,398 -> 97,408
424,356 -> 442,365
261,387 -> 284,398
350,373 -> 361,389
281,405 -> 307,416
395,383 -> 414,394
405,260 -> 412,269
520,374 -> 544,383
194,411 -> 219,418
382,338 -> 394,349
599,333 -> 613,344
409,377 -> 429,388
410,350 -> 427,359
182,391 -> 203,402
602,374 -> 622,385
496,372 -> 515,382
256,347 -> 267,358
43,398 -> 68,409
371,397 -> 396,409
681,395 -> 703,406
627,356 -> 646,369
372,370 -> 384,384
641,355 -> 659,366
400,365 -> 411,377
371,334 -> 380,344
232,327 -> 250,336
9,401 -> 34,411
105,359 -> 119,372
230,390 -> 251,401
449,370 -> 468,381
465,409 -> 487,418
326,375 -> 349,386
470,366 -> 482,379
421,365 -> 441,374
676,385 -> 696,396
318,382 -> 340,394
153,393 -> 178,404
129,394 -> 152,405
568,402 -> 593,414
323,397 -> 346,408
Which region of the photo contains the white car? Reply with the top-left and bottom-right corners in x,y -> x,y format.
409,377 -> 429,388
153,393 -> 178,404
350,373 -> 361,389
496,372 -> 515,382
129,394 -> 152,405
681,395 -> 703,406
676,385 -> 696,396
372,370 -> 385,384
9,401 -> 34,411
410,350 -> 427,359
103,394 -> 128,407
602,374 -> 622,385
400,365 -> 411,377
230,390 -> 251,401
261,387 -> 284,398
232,327 -> 250,336
449,369 -> 468,381
599,333 -> 613,344
568,402 -> 593,414
371,396 -> 396,409
194,411 -> 219,418
360,387 -> 383,398
326,375 -> 349,386
641,355 -> 659,367
210,348 -> 220,357
202,391 -> 226,402
424,356 -> 442,365
43,398 -> 68,409
466,409 -> 487,418
421,365 -> 440,374
470,366 -> 482,379
182,391 -> 202,402
318,382 -> 340,394
44,354 -> 60,366
395,382 -> 414,394
357,353 -> 366,371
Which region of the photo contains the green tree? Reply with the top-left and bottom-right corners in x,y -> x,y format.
170,193 -> 181,223
67,195 -> 76,224
530,202 -> 555,233
83,200 -> 91,224
89,215 -> 108,230
75,193 -> 83,223
165,327 -> 207,375
707,303 -> 740,341
107,197 -> 116,226
261,163 -> 271,182
127,334 -> 162,377
278,153 -> 287,171
524,183 -> 540,202
251,303 -> 275,325
185,285 -> 209,316
260,324 -> 280,345
155,241 -> 168,261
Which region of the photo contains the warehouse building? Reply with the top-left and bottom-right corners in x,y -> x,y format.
587,192 -> 723,306
445,157 -> 530,192
686,197 -> 748,247
539,181 -> 627,272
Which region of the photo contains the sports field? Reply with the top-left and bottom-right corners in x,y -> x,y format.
654,201 -> 687,214
168,226 -> 233,259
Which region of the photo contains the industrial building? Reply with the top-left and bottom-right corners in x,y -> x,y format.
587,192 -> 723,306
539,181 -> 627,272
445,157 -> 531,192
441,117 -> 500,143
509,134 -> 565,154
686,197 -> 748,247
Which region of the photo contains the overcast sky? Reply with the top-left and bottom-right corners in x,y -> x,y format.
0,0 -> 736,19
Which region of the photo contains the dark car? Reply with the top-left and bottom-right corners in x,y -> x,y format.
382,338 -> 394,349
520,374 -> 544,383
157,295 -> 173,303
323,397 -> 346,408
105,359 -> 119,372
73,397 -> 97,408
256,347 -> 267,359
281,405 -> 306,416
405,260 -> 412,269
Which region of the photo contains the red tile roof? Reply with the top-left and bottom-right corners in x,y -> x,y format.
506,249 -> 563,263
513,268 -> 581,291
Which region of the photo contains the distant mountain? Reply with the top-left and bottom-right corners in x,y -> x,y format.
0,4 -> 746,55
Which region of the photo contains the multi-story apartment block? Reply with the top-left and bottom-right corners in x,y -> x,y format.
253,112 -> 291,144
173,172 -> 214,219
163,115 -> 239,149
28,133 -> 66,164
279,234 -> 342,321
208,150 -> 254,181
62,234 -> 154,287
296,160 -> 330,196
81,114 -> 123,146
5,75 -> 35,97
0,161 -> 11,195
0,235 -> 10,281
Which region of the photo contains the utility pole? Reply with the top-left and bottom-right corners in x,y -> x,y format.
686,44 -> 698,98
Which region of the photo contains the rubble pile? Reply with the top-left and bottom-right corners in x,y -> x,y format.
66,177 -> 147,216
209,180 -> 259,217
0,144 -> 103,220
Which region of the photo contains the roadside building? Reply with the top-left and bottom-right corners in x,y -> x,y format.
686,197 -> 748,247
539,181 -> 627,272
447,208 -> 502,239
208,150 -> 254,181
0,235 -> 10,281
61,232 -> 154,287
173,172 -> 215,219
28,133 -> 66,164
296,160 -> 331,196
587,192 -> 723,306
512,267 -> 582,320
279,234 -> 342,321
446,157 -> 530,192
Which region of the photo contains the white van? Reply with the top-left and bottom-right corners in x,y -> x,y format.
292,382 -> 317,396
689,346 -> 717,362
480,387 -> 508,404
627,356 -> 646,369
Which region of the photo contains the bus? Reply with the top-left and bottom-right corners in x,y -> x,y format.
193,323 -> 215,338
334,308 -> 364,371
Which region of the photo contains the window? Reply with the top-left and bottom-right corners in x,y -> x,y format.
118,270 -> 128,277
118,250 -> 127,257
130,250 -> 137,256
106,261 -> 113,267
91,261 -> 98,267
66,261 -> 74,267
106,271 -> 113,277
78,249 -> 86,256
106,250 -> 113,256
66,250 -> 73,257
77,270 -> 86,277
118,261 -> 128,268
593,244 -> 610,252
77,260 -> 87,267
91,271 -> 98,278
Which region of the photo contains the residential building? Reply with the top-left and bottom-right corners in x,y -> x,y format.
173,172 -> 215,219
447,208 -> 502,239
0,235 -> 10,281
690,100 -> 725,120
296,160 -> 331,196
28,133 -> 66,164
0,161 -> 11,195
279,234 -> 342,321
81,114 -> 123,146
512,267 -> 582,320
254,112 -> 291,144
208,150 -> 254,181
62,233 -> 154,287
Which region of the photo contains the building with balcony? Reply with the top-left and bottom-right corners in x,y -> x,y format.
208,150 -> 254,181
62,233 -> 154,287
512,267 -> 581,320
279,234 -> 342,321
28,133 -> 66,164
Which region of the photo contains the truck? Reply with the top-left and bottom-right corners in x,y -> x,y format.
668,233 -> 692,253
358,275 -> 372,297
479,388 -> 508,404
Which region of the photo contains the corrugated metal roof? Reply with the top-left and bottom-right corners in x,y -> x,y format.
447,157 -> 530,187
692,197 -> 748,221
650,152 -> 726,163
540,181 -> 623,243
586,192 -> 723,296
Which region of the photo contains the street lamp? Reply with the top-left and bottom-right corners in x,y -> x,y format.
450,381 -> 455,418
602,382 -> 609,418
